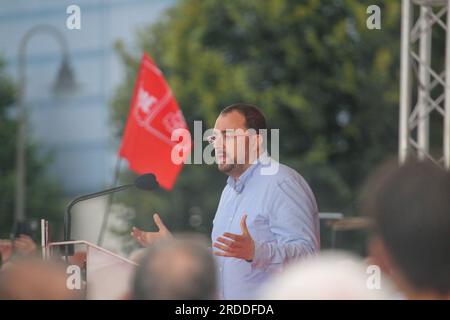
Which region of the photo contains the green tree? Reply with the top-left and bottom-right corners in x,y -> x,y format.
0,57 -> 63,239
111,0 -> 401,247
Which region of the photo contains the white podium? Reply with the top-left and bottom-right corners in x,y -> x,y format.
47,240 -> 138,300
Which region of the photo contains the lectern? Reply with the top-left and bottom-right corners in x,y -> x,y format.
43,237 -> 137,299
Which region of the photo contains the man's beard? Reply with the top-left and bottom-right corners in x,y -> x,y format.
217,162 -> 237,173
216,151 -> 237,174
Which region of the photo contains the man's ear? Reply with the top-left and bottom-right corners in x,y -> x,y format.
368,235 -> 420,298
367,236 -> 394,276
245,129 -> 259,155
254,133 -> 264,154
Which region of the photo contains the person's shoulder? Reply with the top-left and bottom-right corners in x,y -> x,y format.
256,158 -> 318,211
256,156 -> 305,185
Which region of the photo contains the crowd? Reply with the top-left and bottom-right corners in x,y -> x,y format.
0,159 -> 449,300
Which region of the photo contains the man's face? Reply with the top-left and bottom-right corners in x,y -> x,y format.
213,111 -> 256,175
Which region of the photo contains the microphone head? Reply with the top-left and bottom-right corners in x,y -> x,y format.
134,173 -> 159,191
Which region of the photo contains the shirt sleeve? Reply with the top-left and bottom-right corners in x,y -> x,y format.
250,176 -> 320,270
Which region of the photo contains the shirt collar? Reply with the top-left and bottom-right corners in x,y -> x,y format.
226,152 -> 270,194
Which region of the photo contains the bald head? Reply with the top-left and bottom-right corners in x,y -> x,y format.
0,257 -> 82,300
132,234 -> 216,300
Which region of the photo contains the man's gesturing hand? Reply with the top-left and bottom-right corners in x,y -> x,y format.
131,213 -> 172,247
213,214 -> 255,262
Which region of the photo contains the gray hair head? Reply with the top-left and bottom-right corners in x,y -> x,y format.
131,233 -> 216,300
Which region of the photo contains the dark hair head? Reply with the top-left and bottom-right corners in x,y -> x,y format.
362,159 -> 450,295
220,103 -> 267,134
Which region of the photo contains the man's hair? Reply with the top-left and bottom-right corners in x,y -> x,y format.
220,103 -> 267,133
131,234 -> 216,300
362,159 -> 450,295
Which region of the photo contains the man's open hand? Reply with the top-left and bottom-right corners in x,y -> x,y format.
131,213 -> 172,247
213,214 -> 255,261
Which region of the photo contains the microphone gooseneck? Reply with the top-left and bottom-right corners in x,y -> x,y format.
62,173 -> 159,257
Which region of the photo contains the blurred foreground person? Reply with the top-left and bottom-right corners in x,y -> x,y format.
260,251 -> 395,299
0,257 -> 82,299
131,234 -> 216,300
0,235 -> 37,270
362,159 -> 450,300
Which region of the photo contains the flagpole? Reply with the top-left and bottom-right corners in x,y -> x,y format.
97,156 -> 122,246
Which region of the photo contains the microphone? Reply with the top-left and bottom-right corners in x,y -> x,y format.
62,173 -> 158,256
134,173 -> 159,191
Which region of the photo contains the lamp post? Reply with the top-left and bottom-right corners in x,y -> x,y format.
15,25 -> 77,228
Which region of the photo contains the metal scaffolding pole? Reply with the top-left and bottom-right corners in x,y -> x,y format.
445,3 -> 450,168
399,0 -> 450,169
399,0 -> 413,164
417,5 -> 432,160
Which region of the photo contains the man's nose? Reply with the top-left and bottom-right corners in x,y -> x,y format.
213,135 -> 225,148
214,145 -> 225,154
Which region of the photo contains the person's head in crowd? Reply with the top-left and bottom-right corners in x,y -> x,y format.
362,159 -> 450,299
131,234 -> 217,300
0,257 -> 82,299
260,251 -> 395,299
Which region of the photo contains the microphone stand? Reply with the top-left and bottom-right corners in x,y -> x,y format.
62,184 -> 133,258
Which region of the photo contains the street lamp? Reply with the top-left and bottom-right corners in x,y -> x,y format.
53,55 -> 77,95
15,25 -> 77,229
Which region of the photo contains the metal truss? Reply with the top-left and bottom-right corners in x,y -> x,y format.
399,0 -> 450,169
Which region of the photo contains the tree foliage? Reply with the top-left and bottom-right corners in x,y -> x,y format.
111,0 -> 401,241
0,58 -> 63,239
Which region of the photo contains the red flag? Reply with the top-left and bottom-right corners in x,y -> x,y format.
118,53 -> 191,190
